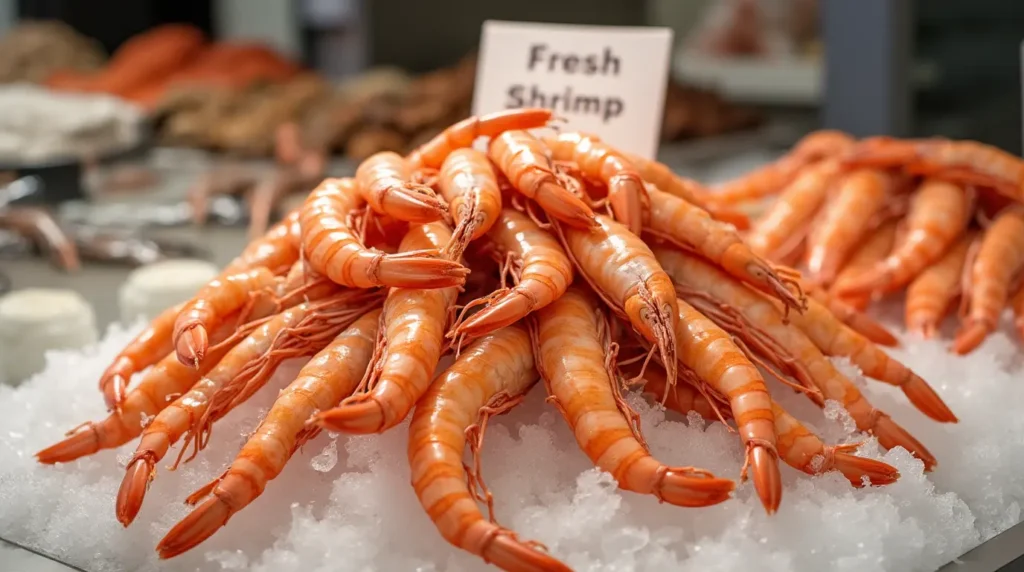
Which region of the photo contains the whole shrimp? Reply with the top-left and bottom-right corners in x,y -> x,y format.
535,287 -> 736,508
805,168 -> 897,285
406,107 -> 554,170
745,159 -> 840,262
300,177 -> 468,289
355,151 -> 449,223
710,130 -> 855,205
172,265 -> 281,367
116,293 -> 373,526
644,185 -> 805,312
835,178 -> 972,297
405,324 -> 571,572
953,207 -> 1024,354
555,214 -> 679,398
905,233 -> 974,338
156,308 -> 382,559
35,318 -> 244,465
449,209 -> 572,340
487,130 -> 597,228
544,131 -> 649,235
843,136 -> 1024,201
313,222 -> 461,434
640,365 -> 900,487
670,297 -> 782,512
624,151 -> 750,229
437,148 -> 503,260
778,292 -> 957,423
98,303 -> 183,411
828,219 -> 898,310
654,246 -> 937,470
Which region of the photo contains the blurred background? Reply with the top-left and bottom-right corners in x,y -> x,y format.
0,0 -> 1021,334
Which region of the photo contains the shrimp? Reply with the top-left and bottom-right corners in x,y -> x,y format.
35,318 -> 243,465
843,136 -> 1024,201
555,214 -> 679,397
624,152 -> 750,230
828,219 -> 899,309
156,308 -> 382,559
437,148 -> 503,260
654,246 -> 937,470
544,132 -> 648,234
671,297 -> 782,512
746,159 -> 840,262
406,324 -> 570,572
805,168 -> 896,285
953,207 -> 1024,354
172,266 -> 280,367
99,303 -> 183,411
406,107 -> 555,170
488,130 -> 598,228
905,232 -> 974,339
450,209 -> 572,339
641,367 -> 900,487
116,292 -> 373,526
536,287 -> 735,508
313,222 -> 461,434
644,186 -> 804,312
710,130 -> 855,205
300,177 -> 469,289
778,293 -> 957,423
355,151 -> 449,223
835,178 -> 972,297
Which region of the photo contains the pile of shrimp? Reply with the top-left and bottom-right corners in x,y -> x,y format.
715,131 -> 1024,356
35,109 -> 958,572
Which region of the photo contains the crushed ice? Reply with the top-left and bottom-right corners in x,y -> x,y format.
0,314 -> 1022,571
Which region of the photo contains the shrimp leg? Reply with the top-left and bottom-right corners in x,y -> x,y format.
536,287 -> 735,508
156,309 -> 382,559
450,209 -> 572,340
300,178 -> 469,289
355,151 -> 449,223
405,324 -> 571,572
953,207 -> 1024,354
437,148 -> 503,260
313,222 -> 461,434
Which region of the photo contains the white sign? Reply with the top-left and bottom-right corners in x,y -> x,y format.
472,20 -> 674,160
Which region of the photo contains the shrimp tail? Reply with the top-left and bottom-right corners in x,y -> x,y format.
871,413 -> 937,471
900,372 -> 958,423
379,182 -> 450,223
453,289 -> 534,338
98,357 -> 132,411
313,393 -> 385,434
654,469 -> 736,507
828,445 -> 901,487
533,178 -> 598,228
156,495 -> 231,559
116,454 -> 155,526
749,442 -> 783,514
174,325 -> 209,368
845,312 -> 899,347
375,250 -> 470,289
831,266 -> 893,298
35,423 -> 100,464
952,319 -> 989,355
481,530 -> 573,572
